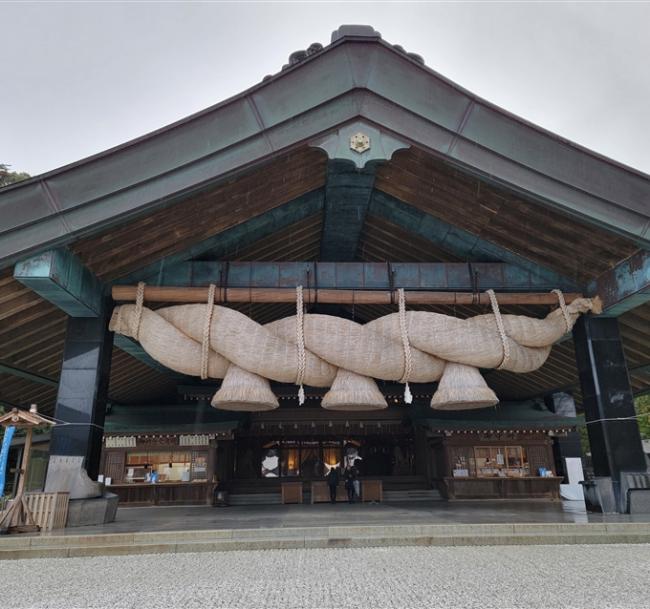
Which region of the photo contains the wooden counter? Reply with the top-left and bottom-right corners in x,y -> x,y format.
361,480 -> 383,502
108,482 -> 215,506
443,477 -> 562,500
281,481 -> 303,504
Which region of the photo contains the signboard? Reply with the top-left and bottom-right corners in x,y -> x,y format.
105,435 -> 136,448
179,434 -> 213,446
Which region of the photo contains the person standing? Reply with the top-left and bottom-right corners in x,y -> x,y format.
352,466 -> 361,502
326,466 -> 339,504
344,467 -> 356,504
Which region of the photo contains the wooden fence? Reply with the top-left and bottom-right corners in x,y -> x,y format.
24,492 -> 69,531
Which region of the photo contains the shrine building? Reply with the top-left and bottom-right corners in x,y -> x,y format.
1,25 -> 648,513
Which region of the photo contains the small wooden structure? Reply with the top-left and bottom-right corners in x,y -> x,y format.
281,481 -> 303,504
24,492 -> 70,532
0,405 -> 55,534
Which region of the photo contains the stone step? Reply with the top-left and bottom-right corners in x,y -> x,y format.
383,490 -> 443,502
227,493 -> 282,506
2,522 -> 650,560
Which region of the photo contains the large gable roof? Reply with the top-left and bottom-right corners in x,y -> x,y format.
1,25 -> 649,268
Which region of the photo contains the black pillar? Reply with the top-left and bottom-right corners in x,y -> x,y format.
49,314 -> 113,480
573,316 -> 646,486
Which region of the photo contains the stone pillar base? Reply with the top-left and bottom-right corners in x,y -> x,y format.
66,493 -> 119,527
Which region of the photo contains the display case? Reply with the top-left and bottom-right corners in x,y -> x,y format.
101,435 -> 217,505
441,433 -> 560,500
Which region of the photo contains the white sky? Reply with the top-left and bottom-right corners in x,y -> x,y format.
2,1 -> 650,177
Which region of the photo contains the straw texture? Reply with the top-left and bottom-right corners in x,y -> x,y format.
109,293 -> 597,411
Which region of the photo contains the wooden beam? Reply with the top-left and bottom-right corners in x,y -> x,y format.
589,249 -> 650,316
116,189 -> 325,285
320,160 -> 376,261
125,261 -> 580,293
13,249 -> 103,317
368,191 -> 581,291
0,361 -> 58,388
112,285 -> 586,306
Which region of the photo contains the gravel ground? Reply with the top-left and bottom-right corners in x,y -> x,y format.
2,544 -> 649,609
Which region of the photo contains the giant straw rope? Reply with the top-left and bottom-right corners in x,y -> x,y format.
109,286 -> 597,412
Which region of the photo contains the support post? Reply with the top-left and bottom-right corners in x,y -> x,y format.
47,313 -> 113,482
573,316 -> 648,512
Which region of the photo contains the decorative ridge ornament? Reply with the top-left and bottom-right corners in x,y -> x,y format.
350,132 -> 370,154
109,289 -> 598,413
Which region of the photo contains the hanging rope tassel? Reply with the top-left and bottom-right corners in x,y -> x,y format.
295,285 -> 306,405
397,288 -> 413,404
404,382 -> 413,404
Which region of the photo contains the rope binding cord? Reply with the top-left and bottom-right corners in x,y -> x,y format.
200,284 -> 216,380
132,282 -> 146,341
551,289 -> 572,333
295,285 -> 306,405
486,289 -> 510,371
397,288 -> 413,404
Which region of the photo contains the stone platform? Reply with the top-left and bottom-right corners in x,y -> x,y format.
2,500 -> 650,559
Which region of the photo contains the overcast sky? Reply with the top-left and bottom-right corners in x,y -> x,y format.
2,2 -> 650,177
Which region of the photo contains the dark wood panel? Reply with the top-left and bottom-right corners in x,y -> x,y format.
375,148 -> 638,282
72,148 -> 327,281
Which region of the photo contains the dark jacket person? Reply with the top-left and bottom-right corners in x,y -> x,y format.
326,466 -> 339,503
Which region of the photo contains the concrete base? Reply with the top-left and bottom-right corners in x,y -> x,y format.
560,484 -> 584,501
620,472 -> 650,513
45,456 -> 102,499
66,493 -> 119,528
581,478 -> 617,513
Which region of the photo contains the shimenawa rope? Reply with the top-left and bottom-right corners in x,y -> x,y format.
132,282 -> 146,341
552,289 -> 571,333
486,289 -> 510,371
200,284 -> 216,380
295,285 -> 306,405
398,288 -> 413,404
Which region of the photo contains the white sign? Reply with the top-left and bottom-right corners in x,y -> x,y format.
179,434 -> 213,446
105,436 -> 136,448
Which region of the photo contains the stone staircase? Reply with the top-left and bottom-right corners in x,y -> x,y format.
383,489 -> 443,502
3,522 -> 650,560
228,493 -> 282,506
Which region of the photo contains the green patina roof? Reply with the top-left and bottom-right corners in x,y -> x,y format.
416,401 -> 580,431
103,403 -> 243,434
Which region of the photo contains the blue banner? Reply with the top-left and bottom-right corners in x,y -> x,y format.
0,426 -> 16,497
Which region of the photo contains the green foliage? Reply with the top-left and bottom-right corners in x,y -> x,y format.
577,416 -> 590,455
579,396 -> 650,456
0,164 -> 30,187
636,394 -> 650,439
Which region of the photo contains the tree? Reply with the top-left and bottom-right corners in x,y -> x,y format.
0,164 -> 30,187
636,394 -> 650,439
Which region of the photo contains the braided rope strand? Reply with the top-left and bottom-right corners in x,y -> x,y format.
296,285 -> 306,405
398,288 -> 414,404
132,282 -> 146,341
551,289 -> 572,333
486,289 -> 510,371
200,284 -> 216,380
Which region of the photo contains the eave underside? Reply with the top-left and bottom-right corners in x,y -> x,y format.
1,147 -> 647,414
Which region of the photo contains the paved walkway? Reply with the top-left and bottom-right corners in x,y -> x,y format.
59,499 -> 650,536
3,543 -> 650,608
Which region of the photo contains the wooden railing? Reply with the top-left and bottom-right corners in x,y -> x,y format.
24,492 -> 69,531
